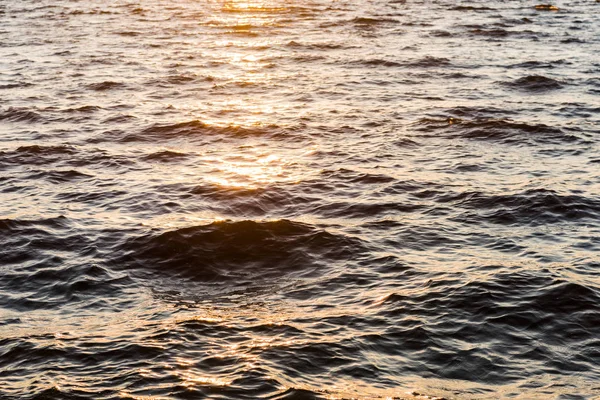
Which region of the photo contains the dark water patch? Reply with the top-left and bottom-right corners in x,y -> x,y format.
509,60 -> 568,69
382,179 -> 439,196
450,5 -> 496,11
0,145 -> 77,167
285,40 -> 352,50
102,114 -> 137,124
394,137 -> 420,148
115,220 -> 366,282
351,17 -> 398,27
142,150 -> 189,162
0,216 -> 70,234
429,30 -> 452,37
355,58 -> 404,68
412,117 -> 579,145
449,189 -> 600,225
1,263 -> 132,311
503,75 -> 564,92
0,216 -> 81,266
289,54 -> 328,64
469,28 -> 512,37
166,73 -> 198,84
86,81 -> 127,91
314,200 -> 424,219
62,150 -> 137,170
408,56 -> 451,68
16,144 -> 76,154
123,120 -> 287,142
532,281 -> 600,314
260,339 -> 359,379
115,30 -> 142,37
561,37 -> 585,44
0,107 -> 43,123
319,168 -> 395,185
352,56 -> 450,69
443,106 -> 512,118
62,105 -> 102,113
586,77 -> 600,88
28,169 -> 94,184
0,82 -> 33,90
377,268 -> 600,372
557,103 -> 600,118
55,189 -> 129,205
452,163 -> 486,172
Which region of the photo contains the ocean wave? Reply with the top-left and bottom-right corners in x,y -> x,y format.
412,117 -> 581,145
351,16 -> 399,26
502,75 -> 564,92
142,150 -> 189,162
509,60 -> 569,69
27,169 -> 94,184
0,107 -> 43,123
0,145 -> 78,167
446,188 -> 600,225
122,120 -> 288,142
353,56 -> 450,68
115,220 -> 366,282
86,81 -> 127,91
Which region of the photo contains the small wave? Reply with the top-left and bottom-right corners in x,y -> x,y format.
450,188 -> 600,225
62,105 -> 102,113
115,220 -> 366,282
429,30 -> 453,37
450,5 -> 496,11
116,30 -> 142,37
16,144 -> 76,155
142,150 -> 189,162
351,17 -> 398,26
124,120 -> 286,142
443,106 -> 511,118
532,281 -> 600,313
28,169 -> 94,184
561,37 -> 585,44
502,75 -> 563,92
0,82 -> 33,89
0,216 -> 75,266
509,60 -> 566,69
315,201 -> 424,219
0,107 -> 43,123
166,73 -> 197,84
0,216 -> 69,233
357,58 -> 404,68
353,56 -> 450,69
286,40 -> 350,50
86,81 -> 127,91
0,145 -> 77,167
412,117 -> 579,145
408,56 -> 451,68
319,168 -> 395,185
469,28 -> 512,37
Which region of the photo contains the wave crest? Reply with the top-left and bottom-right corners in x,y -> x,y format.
116,220 -> 366,281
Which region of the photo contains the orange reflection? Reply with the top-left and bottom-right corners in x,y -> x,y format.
222,0 -> 287,13
203,152 -> 285,189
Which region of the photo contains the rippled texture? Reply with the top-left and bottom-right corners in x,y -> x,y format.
1,0 -> 600,398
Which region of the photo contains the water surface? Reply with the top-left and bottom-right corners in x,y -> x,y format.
1,0 -> 600,398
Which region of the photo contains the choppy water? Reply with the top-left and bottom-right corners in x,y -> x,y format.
1,0 -> 600,398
